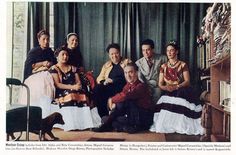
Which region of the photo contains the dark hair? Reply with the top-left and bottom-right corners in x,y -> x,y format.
66,32 -> 78,41
37,30 -> 50,39
54,46 -> 68,57
141,39 -> 155,49
106,43 -> 120,53
125,62 -> 138,71
166,40 -> 180,51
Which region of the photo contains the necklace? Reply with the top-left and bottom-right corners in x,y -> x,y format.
56,65 -> 71,80
168,60 -> 178,67
57,65 -> 70,73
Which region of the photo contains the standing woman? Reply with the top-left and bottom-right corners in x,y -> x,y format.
63,33 -> 83,69
149,41 -> 204,135
19,30 -> 56,118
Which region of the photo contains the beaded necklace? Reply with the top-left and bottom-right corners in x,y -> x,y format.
168,60 -> 178,67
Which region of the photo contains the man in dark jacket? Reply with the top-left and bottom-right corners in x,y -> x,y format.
93,62 -> 154,133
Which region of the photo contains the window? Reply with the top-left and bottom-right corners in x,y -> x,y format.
7,2 -> 27,105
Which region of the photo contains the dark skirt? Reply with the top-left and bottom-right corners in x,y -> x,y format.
165,87 -> 200,104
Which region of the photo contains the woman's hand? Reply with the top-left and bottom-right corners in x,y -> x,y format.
72,83 -> 82,91
104,78 -> 113,85
165,85 -> 177,92
42,61 -> 52,67
32,60 -> 52,70
107,98 -> 116,111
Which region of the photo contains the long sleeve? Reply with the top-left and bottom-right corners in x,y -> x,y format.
124,84 -> 147,100
135,60 -> 144,83
111,84 -> 129,103
96,64 -> 107,84
23,47 -> 55,81
23,49 -> 37,80
112,80 -> 153,109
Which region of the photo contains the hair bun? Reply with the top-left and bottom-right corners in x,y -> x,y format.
37,29 -> 49,39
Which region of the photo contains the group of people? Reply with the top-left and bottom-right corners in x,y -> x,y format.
18,29 -> 204,136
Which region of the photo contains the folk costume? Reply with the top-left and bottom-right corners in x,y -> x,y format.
49,65 -> 101,131
150,61 -> 204,135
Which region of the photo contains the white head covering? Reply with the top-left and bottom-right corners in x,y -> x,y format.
66,33 -> 78,41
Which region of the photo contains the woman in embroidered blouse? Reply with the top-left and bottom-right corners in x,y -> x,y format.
49,47 -> 101,131
158,42 -> 191,99
50,47 -> 82,101
149,41 -> 204,135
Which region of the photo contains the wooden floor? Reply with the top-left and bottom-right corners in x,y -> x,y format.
8,128 -> 201,142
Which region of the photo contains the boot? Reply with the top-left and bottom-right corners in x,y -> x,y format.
92,123 -> 112,132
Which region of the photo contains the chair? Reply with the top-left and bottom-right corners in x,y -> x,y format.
6,78 -> 42,141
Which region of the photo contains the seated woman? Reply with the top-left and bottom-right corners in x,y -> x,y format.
18,30 -> 56,118
49,47 -> 101,131
149,41 -> 204,135
93,43 -> 131,117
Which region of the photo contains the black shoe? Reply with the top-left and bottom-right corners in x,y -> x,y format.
92,127 -> 103,132
101,115 -> 109,124
123,126 -> 139,134
112,121 -> 124,132
92,124 -> 112,132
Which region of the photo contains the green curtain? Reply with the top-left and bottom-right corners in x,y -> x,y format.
27,2 -> 210,85
26,2 -> 50,52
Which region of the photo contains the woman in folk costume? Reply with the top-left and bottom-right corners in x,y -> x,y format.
49,47 -> 101,131
150,41 -> 204,135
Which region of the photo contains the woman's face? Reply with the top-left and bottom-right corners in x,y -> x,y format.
67,35 -> 79,49
108,48 -> 121,64
57,50 -> 69,64
166,45 -> 178,60
38,34 -> 49,49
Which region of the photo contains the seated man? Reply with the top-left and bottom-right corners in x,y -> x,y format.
93,63 -> 155,133
135,39 -> 167,104
92,43 -> 130,117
